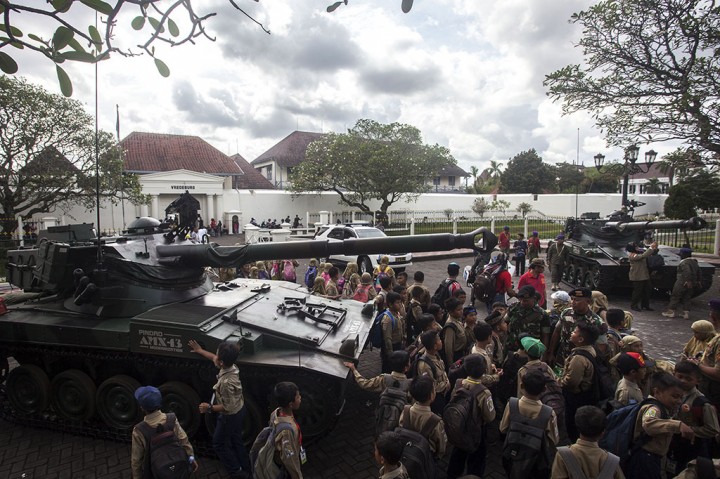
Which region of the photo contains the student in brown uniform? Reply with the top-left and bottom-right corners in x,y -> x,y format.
446,354 -> 496,479
560,322 -> 601,442
398,375 -> 447,459
671,360 -> 720,476
374,431 -> 409,479
379,292 -> 406,374
517,336 -> 555,398
682,320 -> 716,361
442,298 -> 470,367
267,381 -> 305,479
624,372 -> 695,479
416,330 -> 451,415
470,322 -> 501,387
614,352 -> 646,406
344,350 -> 410,393
697,298 -> 720,409
407,271 -> 431,310
552,406 -> 624,479
486,310 -> 508,368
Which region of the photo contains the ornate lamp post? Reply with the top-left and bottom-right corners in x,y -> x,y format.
594,145 -> 658,209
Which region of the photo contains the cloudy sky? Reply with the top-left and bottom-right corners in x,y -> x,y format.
10,0 -> 659,173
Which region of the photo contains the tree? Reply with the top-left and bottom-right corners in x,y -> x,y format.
554,163 -> 585,193
487,160 -> 504,179
500,149 -> 556,194
664,170 -> 720,218
582,165 -> 622,193
469,165 -> 479,186
545,0 -> 720,163
0,1 -> 270,96
644,178 -> 662,194
472,198 -> 490,218
328,0 -> 414,13
0,75 -> 147,236
517,202 -> 533,218
290,119 -> 456,219
657,148 -> 706,187
490,199 -> 511,216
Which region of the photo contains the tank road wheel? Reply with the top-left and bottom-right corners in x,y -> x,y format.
583,269 -> 601,290
573,267 -> 584,286
294,378 -> 342,440
359,256 -> 373,275
202,393 -> 264,446
159,381 -> 201,438
96,375 -> 141,429
51,369 -> 96,421
562,264 -> 573,282
6,364 -> 51,415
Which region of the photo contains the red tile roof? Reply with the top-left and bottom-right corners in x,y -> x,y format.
121,132 -> 242,175
251,131 -> 326,168
230,154 -> 275,189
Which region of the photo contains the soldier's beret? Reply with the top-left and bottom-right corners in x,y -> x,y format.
517,285 -> 537,299
709,299 -> 720,312
569,287 -> 592,299
691,320 -> 716,334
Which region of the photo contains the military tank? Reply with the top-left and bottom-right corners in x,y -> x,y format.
562,213 -> 714,295
0,192 -> 497,451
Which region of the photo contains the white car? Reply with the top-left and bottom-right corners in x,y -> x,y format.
313,223 -> 413,274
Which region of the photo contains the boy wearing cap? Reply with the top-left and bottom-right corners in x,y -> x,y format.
505,285 -> 552,352
663,247 -> 701,320
189,340 -> 250,478
682,320 -> 716,361
615,352 -> 646,406
131,386 -> 198,479
518,258 -> 547,308
528,231 -> 541,262
498,226 -> 511,257
547,234 -> 568,291
517,336 -> 556,397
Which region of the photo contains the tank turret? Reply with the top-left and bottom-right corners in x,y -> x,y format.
0,192 -> 497,452
562,214 -> 713,294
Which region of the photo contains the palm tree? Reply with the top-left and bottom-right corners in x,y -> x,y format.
469,165 -> 479,188
645,178 -> 662,194
489,160 -> 503,178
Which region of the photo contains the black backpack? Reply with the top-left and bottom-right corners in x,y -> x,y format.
570,348 -> 615,408
409,353 -> 438,379
472,271 -> 496,303
136,413 -> 190,479
431,278 -> 458,308
522,362 -> 565,422
395,405 -> 441,479
375,375 -> 411,436
502,398 -> 554,479
443,379 -> 487,452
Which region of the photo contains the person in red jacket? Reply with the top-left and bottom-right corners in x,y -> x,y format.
518,258 -> 547,308
498,226 -> 511,257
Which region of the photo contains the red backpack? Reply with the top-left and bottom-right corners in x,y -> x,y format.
282,260 -> 296,282
352,284 -> 373,303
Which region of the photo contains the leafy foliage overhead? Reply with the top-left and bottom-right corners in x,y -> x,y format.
0,0 -> 270,96
500,149 -> 557,194
545,0 -> 720,162
664,170 -> 720,218
0,75 -> 147,235
289,119 -> 456,216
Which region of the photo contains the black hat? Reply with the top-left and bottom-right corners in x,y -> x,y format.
517,285 -> 537,299
569,287 -> 592,299
709,299 -> 720,312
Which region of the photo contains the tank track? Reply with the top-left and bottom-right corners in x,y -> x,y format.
0,344 -> 345,455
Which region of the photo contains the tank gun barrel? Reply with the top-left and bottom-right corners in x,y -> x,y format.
156,227 -> 497,268
603,217 -> 707,232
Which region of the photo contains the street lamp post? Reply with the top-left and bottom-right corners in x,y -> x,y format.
594,145 -> 658,209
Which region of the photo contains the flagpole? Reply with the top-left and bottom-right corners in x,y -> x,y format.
117,104 -> 126,229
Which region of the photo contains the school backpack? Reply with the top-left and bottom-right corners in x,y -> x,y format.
282,260 -> 296,282
375,265 -> 391,292
250,420 -> 295,479
447,354 -> 471,385
304,266 -> 317,289
556,446 -> 620,479
430,278 -> 458,308
395,406 -> 441,479
570,348 -> 615,408
352,284 -> 373,303
472,270 -> 496,303
502,397 -> 554,479
443,379 -> 487,452
409,353 -> 438,380
136,413 -> 190,479
375,374 -> 411,436
598,398 -> 666,465
522,362 -> 565,422
369,309 -> 395,349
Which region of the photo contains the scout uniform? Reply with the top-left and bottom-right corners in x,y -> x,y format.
561,344 -> 596,441
407,282 -> 431,310
554,305 -> 606,367
443,316 -> 469,366
700,300 -> 720,407
615,378 -> 644,406
499,395 -> 559,446
398,404 -> 447,458
471,343 -> 500,387
381,309 -> 405,373
625,398 -> 682,479
417,352 -> 450,396
505,286 -> 551,352
518,359 -> 557,398
270,407 -> 304,479
551,439 -> 625,479
379,464 -> 409,479
670,387 -> 720,475
351,370 -> 409,393
446,377 -> 496,478
682,320 -> 716,361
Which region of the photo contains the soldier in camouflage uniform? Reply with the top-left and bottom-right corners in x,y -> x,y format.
547,287 -> 607,367
698,299 -> 720,409
505,285 -> 551,352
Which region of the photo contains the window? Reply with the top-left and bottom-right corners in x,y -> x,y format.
327,228 -> 344,240
265,165 -> 273,180
433,177 -> 441,186
448,176 -> 456,186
